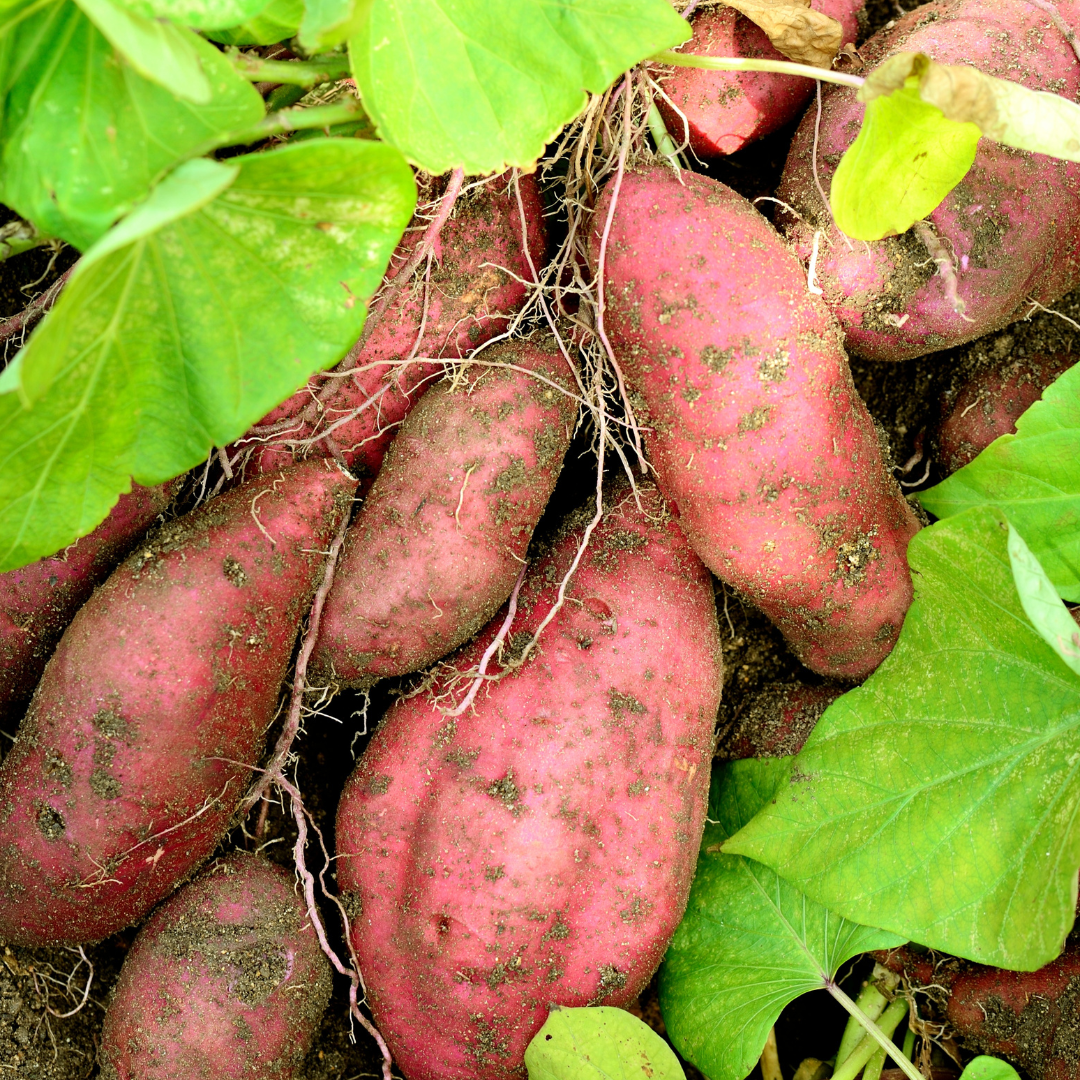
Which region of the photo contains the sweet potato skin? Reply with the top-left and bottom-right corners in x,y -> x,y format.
592,165 -> 920,678
935,352 -> 1076,474
654,0 -> 863,158
777,0 -> 1080,362
0,459 -> 355,946
335,485 -> 723,1080
100,853 -> 332,1080
312,336 -> 576,685
246,172 -> 547,479
0,483 -> 174,726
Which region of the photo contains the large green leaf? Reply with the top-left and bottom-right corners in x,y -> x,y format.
298,0 -> 366,53
348,0 -> 690,173
110,0 -> 268,31
920,361 -> 1080,602
0,139 -> 416,570
524,1007 -> 685,1080
725,506 -> 1080,972
0,0 -> 262,250
659,759 -> 902,1080
206,0 -> 300,44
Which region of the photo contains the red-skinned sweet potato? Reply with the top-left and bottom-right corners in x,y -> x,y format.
311,335 -> 577,686
335,484 -> 723,1080
934,351 -> 1076,474
244,171 -> 547,480
654,0 -> 863,159
717,680 -> 844,760
0,483 -> 174,727
100,852 -> 331,1080
0,458 -> 355,946
776,0 -> 1080,362
592,165 -> 920,679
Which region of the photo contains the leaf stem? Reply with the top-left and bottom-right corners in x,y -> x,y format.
650,50 -> 866,89
836,978 -> 890,1065
201,100 -> 364,155
827,982 -> 922,1080
227,49 -> 352,87
646,103 -> 684,169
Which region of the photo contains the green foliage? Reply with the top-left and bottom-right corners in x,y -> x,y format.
0,140 -> 415,570
725,506 -> 1080,972
348,0 -> 689,173
298,0 -> 366,53
921,361 -> 1080,602
960,1058 -> 1021,1080
110,0 -> 267,31
831,70 -> 979,241
0,0 -> 262,250
206,0 -> 301,44
524,1006 -> 685,1080
658,759 -> 903,1080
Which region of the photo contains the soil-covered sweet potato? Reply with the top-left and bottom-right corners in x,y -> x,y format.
592,165 -> 920,679
717,680 -> 844,760
776,0 -> 1080,362
934,351 -> 1076,474
335,484 -> 723,1080
244,171 -> 547,480
312,335 -> 577,686
0,458 -> 355,947
654,0 -> 863,159
100,852 -> 331,1080
0,483 -> 174,728
876,943 -> 1080,1080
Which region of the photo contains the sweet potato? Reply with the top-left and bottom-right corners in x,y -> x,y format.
716,680 -> 844,760
0,483 -> 174,727
335,484 -> 723,1080
934,351 -> 1076,474
0,458 -> 355,946
876,943 -> 1080,1080
311,335 -> 577,686
776,0 -> 1080,362
245,171 -> 547,480
100,852 -> 331,1080
592,165 -> 920,678
654,0 -> 863,159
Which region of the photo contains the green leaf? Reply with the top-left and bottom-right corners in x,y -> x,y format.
831,68 -> 980,241
920,360 -> 1080,602
524,1006 -> 685,1080
0,0 -> 263,250
206,0 -> 301,44
1008,522 -> 1080,677
347,0 -> 689,174
298,0 -> 367,53
73,0 -> 212,100
110,0 -> 268,31
960,1058 -> 1021,1080
0,138 -> 416,570
724,506 -> 1080,972
658,759 -> 903,1080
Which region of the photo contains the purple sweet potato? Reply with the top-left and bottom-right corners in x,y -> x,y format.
935,351 -> 1076,474
776,0 -> 1080,362
654,0 -> 863,159
0,458 -> 355,946
100,852 -> 331,1080
717,680 -> 844,760
0,483 -> 174,727
335,484 -> 723,1080
245,171 -> 547,480
876,942 -> 1080,1080
592,165 -> 920,679
311,335 -> 577,686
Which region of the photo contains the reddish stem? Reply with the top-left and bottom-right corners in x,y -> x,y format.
0,265 -> 74,346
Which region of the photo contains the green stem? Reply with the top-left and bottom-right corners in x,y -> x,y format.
647,103 -> 684,168
830,997 -> 908,1080
903,1025 -> 916,1060
0,230 -> 51,262
827,983 -> 922,1080
650,50 -> 866,90
863,1044 -> 888,1080
198,100 -> 364,156
836,980 -> 889,1066
227,49 -> 352,87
